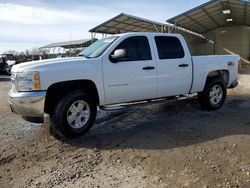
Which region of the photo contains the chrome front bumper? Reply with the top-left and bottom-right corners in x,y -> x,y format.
8,90 -> 46,118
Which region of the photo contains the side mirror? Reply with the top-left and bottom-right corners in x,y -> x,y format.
109,49 -> 127,63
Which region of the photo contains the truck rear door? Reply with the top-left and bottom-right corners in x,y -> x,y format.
153,35 -> 192,97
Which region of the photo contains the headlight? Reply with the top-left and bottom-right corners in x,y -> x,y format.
11,72 -> 41,92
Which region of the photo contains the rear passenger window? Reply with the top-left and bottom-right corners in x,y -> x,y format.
155,36 -> 184,59
114,36 -> 152,61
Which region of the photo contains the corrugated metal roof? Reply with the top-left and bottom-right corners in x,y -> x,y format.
88,13 -> 210,44
40,39 -> 97,49
89,13 -> 167,34
167,0 -> 250,34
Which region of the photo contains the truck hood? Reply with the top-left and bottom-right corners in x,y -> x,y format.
11,57 -> 87,73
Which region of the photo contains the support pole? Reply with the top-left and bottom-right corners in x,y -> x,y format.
91,32 -> 94,43
170,21 -> 177,33
153,24 -> 160,33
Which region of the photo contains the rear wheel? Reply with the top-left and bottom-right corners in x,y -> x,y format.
198,78 -> 227,111
50,90 -> 97,139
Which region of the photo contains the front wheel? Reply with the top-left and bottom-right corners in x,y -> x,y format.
50,90 -> 97,139
198,78 -> 227,111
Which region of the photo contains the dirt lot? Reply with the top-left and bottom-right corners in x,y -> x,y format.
0,66 -> 250,188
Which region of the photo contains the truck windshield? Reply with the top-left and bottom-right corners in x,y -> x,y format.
79,36 -> 118,58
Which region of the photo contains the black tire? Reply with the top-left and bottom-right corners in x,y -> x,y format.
198,78 -> 227,111
50,90 -> 97,139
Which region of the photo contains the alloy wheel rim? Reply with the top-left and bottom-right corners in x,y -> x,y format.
209,85 -> 223,106
67,100 -> 90,129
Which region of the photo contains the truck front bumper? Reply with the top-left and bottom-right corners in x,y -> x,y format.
8,90 -> 46,118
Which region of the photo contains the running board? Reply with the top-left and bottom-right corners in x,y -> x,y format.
100,95 -> 187,111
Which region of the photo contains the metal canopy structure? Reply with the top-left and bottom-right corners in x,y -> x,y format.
40,39 -> 97,50
167,0 -> 250,34
88,13 -> 208,41
89,13 -> 167,35
88,13 -> 212,56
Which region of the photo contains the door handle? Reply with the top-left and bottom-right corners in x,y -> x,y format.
143,66 -> 155,70
178,64 -> 189,67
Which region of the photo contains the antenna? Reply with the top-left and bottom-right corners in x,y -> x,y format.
69,29 -> 72,41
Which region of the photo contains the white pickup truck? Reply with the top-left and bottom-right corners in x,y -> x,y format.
9,32 -> 240,138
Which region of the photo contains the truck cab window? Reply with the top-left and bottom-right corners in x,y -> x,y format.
114,36 -> 152,62
155,36 -> 184,59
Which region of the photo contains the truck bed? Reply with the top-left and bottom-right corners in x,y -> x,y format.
191,54 -> 240,93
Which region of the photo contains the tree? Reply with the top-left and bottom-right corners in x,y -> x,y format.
3,50 -> 19,55
25,49 -> 30,56
31,47 -> 41,56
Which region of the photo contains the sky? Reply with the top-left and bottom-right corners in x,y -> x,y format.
0,0 -> 208,53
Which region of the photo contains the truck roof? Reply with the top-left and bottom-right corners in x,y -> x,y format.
112,32 -> 183,37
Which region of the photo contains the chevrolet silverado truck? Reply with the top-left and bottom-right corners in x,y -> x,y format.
8,33 -> 240,138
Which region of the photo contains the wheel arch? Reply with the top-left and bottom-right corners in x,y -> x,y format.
44,79 -> 100,114
205,69 -> 229,87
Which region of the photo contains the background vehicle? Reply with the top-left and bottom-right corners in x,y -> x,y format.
0,54 -> 18,74
8,33 -> 240,138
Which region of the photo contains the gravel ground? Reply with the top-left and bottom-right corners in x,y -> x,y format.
0,65 -> 250,188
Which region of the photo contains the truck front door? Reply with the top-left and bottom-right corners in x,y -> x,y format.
103,36 -> 157,104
